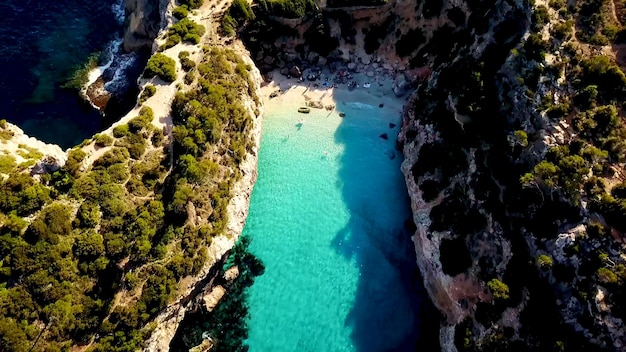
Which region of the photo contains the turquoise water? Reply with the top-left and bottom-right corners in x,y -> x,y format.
245,89 -> 425,351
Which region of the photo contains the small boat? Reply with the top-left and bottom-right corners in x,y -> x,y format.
298,107 -> 311,114
339,112 -> 346,117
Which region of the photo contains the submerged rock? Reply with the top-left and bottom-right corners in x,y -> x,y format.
289,66 -> 302,77
392,75 -> 408,97
379,133 -> 389,140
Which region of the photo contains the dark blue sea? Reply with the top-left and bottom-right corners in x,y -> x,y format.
0,0 -> 145,148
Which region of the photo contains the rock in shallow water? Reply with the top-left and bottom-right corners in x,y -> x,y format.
85,77 -> 112,111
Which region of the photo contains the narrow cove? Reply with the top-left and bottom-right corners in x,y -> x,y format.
244,81 -> 434,351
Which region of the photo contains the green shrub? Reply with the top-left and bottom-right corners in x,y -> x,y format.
532,5 -> 550,31
537,254 -> 554,269
487,279 -> 510,300
173,5 -> 189,19
598,267 -> 619,284
0,155 -> 16,174
75,202 -> 101,229
93,147 -> 130,167
221,0 -> 255,35
139,85 -> 157,104
179,0 -> 203,9
94,133 -> 114,147
180,57 -> 196,72
184,70 -> 195,85
256,0 -> 316,18
168,19 -> 206,46
65,148 -> 87,176
116,134 -> 148,159
553,22 -> 573,40
113,124 -> 130,138
28,203 -> 72,243
144,53 -> 177,82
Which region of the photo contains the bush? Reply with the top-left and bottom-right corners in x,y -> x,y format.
256,0 -> 316,18
113,124 -> 130,138
0,155 -> 16,174
487,279 -> 510,300
180,57 -> 196,72
27,203 -> 72,243
139,85 -> 157,104
179,0 -> 203,9
65,148 -> 87,176
173,5 -> 189,19
168,19 -> 206,46
532,5 -> 550,31
537,254 -> 553,269
144,53 -> 177,82
94,134 -> 114,147
75,202 -> 101,229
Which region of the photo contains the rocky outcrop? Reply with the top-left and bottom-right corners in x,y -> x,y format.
85,77 -> 112,111
0,123 -> 67,173
123,0 -> 170,52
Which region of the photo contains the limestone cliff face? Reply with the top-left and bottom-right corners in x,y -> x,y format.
123,0 -> 170,52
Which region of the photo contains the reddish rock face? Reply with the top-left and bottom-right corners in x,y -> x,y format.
85,77 -> 112,111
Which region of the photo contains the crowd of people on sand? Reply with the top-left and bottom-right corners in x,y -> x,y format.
281,65 -> 389,92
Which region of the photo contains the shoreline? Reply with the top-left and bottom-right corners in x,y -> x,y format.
259,67 -> 408,118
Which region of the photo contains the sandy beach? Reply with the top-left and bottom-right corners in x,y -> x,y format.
260,68 -> 407,119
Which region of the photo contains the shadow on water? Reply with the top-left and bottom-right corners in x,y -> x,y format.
331,96 -> 441,352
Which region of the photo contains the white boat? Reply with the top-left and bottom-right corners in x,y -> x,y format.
363,83 -> 371,88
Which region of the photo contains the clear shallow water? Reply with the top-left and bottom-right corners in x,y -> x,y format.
0,0 -> 138,148
245,90 -> 427,351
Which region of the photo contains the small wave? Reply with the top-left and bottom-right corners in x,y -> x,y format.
111,0 -> 125,25
85,37 -> 123,89
346,102 -> 375,110
104,52 -> 139,95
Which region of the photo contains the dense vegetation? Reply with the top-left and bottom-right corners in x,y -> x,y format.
0,39 -> 258,351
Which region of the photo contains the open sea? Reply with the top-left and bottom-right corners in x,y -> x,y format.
0,0 -> 143,148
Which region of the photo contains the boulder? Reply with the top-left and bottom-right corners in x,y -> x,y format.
379,133 -> 388,140
260,64 -> 273,72
367,71 -> 375,77
263,56 -> 275,65
307,51 -> 320,64
361,56 -> 371,65
392,75 -> 408,97
85,77 -> 112,111
347,62 -> 357,71
317,56 -> 327,66
389,123 -> 396,128
285,51 -> 299,62
280,67 -> 290,76
289,66 -> 302,77
31,156 -> 62,175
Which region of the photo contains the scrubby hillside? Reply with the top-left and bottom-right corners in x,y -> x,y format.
0,1 -> 263,350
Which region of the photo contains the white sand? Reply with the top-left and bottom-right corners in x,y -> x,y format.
260,69 -> 406,118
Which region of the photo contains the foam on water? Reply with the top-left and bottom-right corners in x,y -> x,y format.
85,38 -> 123,89
104,51 -> 140,94
245,91 -> 424,351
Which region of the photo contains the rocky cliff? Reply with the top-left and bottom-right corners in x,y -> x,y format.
397,0 -> 626,348
123,0 -> 171,52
